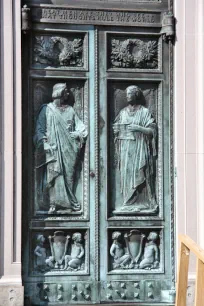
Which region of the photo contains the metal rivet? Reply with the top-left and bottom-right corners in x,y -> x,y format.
121,293 -> 126,299
148,292 -> 154,299
107,294 -> 112,300
57,295 -> 63,301
58,284 -> 63,291
85,284 -> 90,290
85,294 -> 90,300
71,294 -> 77,301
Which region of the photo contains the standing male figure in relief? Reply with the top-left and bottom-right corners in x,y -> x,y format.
34,83 -> 88,214
113,85 -> 157,213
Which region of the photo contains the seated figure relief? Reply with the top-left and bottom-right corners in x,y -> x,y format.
113,85 -> 158,215
34,231 -> 86,273
64,232 -> 85,270
34,83 -> 88,215
139,231 -> 159,269
110,230 -> 160,271
110,231 -> 132,269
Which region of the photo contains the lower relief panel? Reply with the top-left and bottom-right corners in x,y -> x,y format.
24,280 -> 174,305
31,229 -> 89,275
101,279 -> 175,303
108,228 -> 164,274
24,227 -> 175,304
24,281 -> 98,305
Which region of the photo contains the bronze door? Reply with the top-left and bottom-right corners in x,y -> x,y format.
22,1 -> 175,305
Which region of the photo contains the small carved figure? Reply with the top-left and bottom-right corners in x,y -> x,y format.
113,85 -> 158,214
34,83 -> 88,214
64,232 -> 85,270
110,231 -> 132,269
34,235 -> 47,272
139,231 -> 159,269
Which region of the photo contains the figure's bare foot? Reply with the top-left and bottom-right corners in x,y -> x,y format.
48,205 -> 56,214
72,203 -> 81,211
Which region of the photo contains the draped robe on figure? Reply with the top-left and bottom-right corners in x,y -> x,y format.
34,103 -> 87,212
114,105 -> 157,212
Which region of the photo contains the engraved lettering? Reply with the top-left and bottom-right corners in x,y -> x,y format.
40,8 -> 158,25
151,15 -> 155,23
137,13 -> 141,22
126,13 -> 130,22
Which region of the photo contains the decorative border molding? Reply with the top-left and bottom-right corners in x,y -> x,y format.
169,40 -> 175,287
94,28 -> 100,281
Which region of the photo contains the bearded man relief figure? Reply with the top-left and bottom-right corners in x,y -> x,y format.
113,85 -> 158,215
34,83 -> 88,214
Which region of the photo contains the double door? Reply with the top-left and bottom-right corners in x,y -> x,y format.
22,2 -> 175,305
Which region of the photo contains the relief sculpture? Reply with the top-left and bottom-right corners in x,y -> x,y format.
110,231 -> 132,269
33,231 -> 86,273
34,235 -> 47,272
113,85 -> 158,215
34,83 -> 88,214
34,36 -> 84,67
110,38 -> 158,69
139,232 -> 159,269
109,230 -> 160,271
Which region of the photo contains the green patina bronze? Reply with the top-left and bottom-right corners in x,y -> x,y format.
34,83 -> 87,214
22,0 -> 175,304
113,85 -> 158,214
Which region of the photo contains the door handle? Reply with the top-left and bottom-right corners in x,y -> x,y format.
89,171 -> 95,178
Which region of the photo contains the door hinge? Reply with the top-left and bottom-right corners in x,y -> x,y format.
22,5 -> 31,34
161,11 -> 175,43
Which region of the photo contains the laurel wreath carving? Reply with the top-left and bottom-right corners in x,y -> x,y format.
110,38 -> 158,69
34,36 -> 83,67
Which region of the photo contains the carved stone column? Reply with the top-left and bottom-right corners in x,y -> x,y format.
0,0 -> 24,304
175,0 -> 204,305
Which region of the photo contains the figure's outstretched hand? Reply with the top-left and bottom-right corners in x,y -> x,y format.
44,142 -> 53,154
113,124 -> 119,134
70,131 -> 80,139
